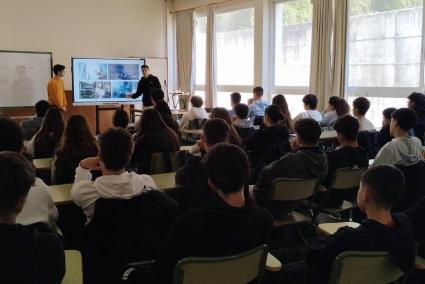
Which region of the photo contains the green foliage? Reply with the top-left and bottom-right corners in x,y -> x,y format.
281,0 -> 313,25
350,0 -> 422,16
215,8 -> 254,33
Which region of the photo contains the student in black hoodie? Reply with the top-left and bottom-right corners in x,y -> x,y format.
158,143 -> 273,284
0,151 -> 65,283
307,165 -> 416,284
378,107 -> 396,148
408,92 -> 425,144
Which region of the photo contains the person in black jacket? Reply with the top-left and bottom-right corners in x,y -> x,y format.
307,166 -> 416,284
378,107 -> 396,149
0,151 -> 65,283
408,92 -> 425,144
157,143 -> 273,284
126,64 -> 162,107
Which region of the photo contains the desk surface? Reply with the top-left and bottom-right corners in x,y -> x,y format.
319,130 -> 337,140
49,172 -> 177,205
318,222 -> 360,236
33,158 -> 53,170
266,253 -> 282,272
181,129 -> 203,135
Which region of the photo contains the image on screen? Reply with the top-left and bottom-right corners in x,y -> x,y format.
72,57 -> 145,105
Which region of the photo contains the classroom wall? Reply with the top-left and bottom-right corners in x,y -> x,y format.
0,0 -> 167,90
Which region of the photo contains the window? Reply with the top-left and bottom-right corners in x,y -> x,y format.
273,0 -> 313,89
216,91 -> 252,109
194,15 -> 207,102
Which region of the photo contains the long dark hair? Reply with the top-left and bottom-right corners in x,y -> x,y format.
211,107 -> 243,147
408,92 -> 425,117
272,94 -> 292,128
34,107 -> 65,158
265,104 -> 285,125
328,96 -> 350,117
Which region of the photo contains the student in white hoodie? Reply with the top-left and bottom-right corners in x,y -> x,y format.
179,96 -> 209,131
71,127 -> 157,223
293,94 -> 322,124
353,97 -> 376,132
372,108 -> 423,167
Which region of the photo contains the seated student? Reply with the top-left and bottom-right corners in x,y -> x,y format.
0,117 -> 58,231
131,109 -> 180,174
372,108 -> 423,167
378,107 -> 396,148
228,92 -> 241,119
233,103 -> 256,141
322,96 -> 350,127
254,118 -> 327,214
151,88 -> 181,138
352,97 -> 375,132
405,197 -> 425,258
0,152 -> 65,283
157,143 -> 273,284
272,94 -> 293,129
52,115 -> 99,184
248,86 -> 269,125
112,108 -> 129,129
72,127 -> 157,223
21,99 -> 50,140
323,115 -> 369,186
293,94 -> 323,124
407,92 -> 425,144
179,96 -> 209,131
307,166 -> 416,284
26,107 -> 65,159
176,118 -> 230,209
211,107 -> 243,147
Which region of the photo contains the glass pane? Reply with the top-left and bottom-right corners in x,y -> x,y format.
216,8 -> 254,85
217,91 -> 252,109
194,90 -> 206,103
347,0 -> 423,87
195,16 -> 207,86
274,0 -> 313,87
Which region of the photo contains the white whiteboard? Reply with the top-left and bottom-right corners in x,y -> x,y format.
0,51 -> 52,107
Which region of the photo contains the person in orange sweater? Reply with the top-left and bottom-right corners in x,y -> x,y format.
47,64 -> 67,111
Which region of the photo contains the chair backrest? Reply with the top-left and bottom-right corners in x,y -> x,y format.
271,178 -> 317,202
328,251 -> 404,284
395,160 -> 425,211
329,167 -> 364,190
172,245 -> 268,284
150,151 -> 188,174
188,119 -> 207,130
357,131 -> 379,159
253,116 -> 264,126
63,250 -> 83,284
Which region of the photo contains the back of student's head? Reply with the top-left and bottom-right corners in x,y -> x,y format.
139,109 -> 167,132
37,107 -> 65,139
190,96 -> 204,108
60,114 -> 97,151
253,86 -> 264,97
99,127 -> 132,171
234,103 -> 249,119
211,107 -> 232,125
231,92 -> 241,105
302,94 -> 318,110
155,100 -> 173,116
203,143 -> 249,194
151,88 -> 164,103
265,104 -> 284,124
0,151 -> 35,217
0,117 -> 24,152
203,118 -> 229,146
353,97 -> 370,116
52,64 -> 65,75
112,109 -> 129,129
294,118 -> 322,145
361,165 -> 404,209
383,107 -> 396,121
329,97 -> 350,117
333,115 -> 359,141
272,94 -> 290,115
392,108 -> 418,131
35,100 -> 49,117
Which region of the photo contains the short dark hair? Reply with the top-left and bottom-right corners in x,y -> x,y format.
52,64 -> 65,75
383,108 -> 396,120
151,88 -> 164,102
391,108 -> 418,131
0,117 -> 24,152
112,109 -> 129,129
0,152 -> 35,216
333,115 -> 359,141
253,87 -> 264,96
99,127 -> 133,171
294,118 -> 322,145
190,96 -> 203,108
35,100 -> 49,117
203,143 -> 249,194
302,94 -> 318,110
234,103 -> 249,119
361,165 -> 405,209
203,118 -> 229,146
231,92 -> 241,105
141,64 -> 149,69
353,97 -> 370,116
265,104 -> 284,123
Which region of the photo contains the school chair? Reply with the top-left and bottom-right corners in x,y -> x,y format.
188,118 -> 207,130
357,131 -> 380,159
328,251 -> 404,284
150,150 -> 188,174
394,161 -> 425,212
63,250 -> 83,284
172,245 -> 268,284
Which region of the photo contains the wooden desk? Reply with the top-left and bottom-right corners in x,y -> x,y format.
33,157 -> 53,170
318,222 -> 360,236
181,129 -> 203,136
151,172 -> 177,191
266,253 -> 282,272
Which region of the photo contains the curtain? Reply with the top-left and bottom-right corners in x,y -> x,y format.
205,6 -> 216,108
331,0 -> 348,98
176,10 -> 195,94
309,0 -> 333,111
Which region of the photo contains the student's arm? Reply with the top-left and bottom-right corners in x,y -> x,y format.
74,157 -> 98,183
26,135 -> 35,157
131,80 -> 143,99
370,145 -> 393,168
36,178 -> 59,226
179,112 -> 190,130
